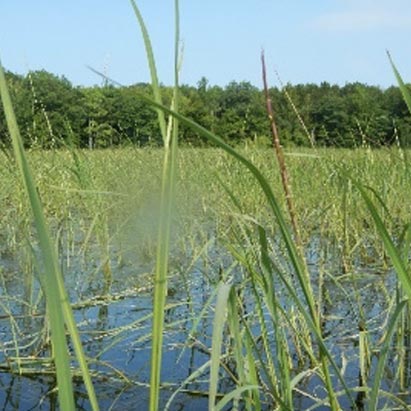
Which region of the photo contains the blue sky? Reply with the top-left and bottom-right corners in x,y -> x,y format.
1,1 -> 410,88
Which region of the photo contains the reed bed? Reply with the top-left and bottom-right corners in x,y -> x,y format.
0,146 -> 410,409
1,1 -> 411,410
0,147 -> 410,263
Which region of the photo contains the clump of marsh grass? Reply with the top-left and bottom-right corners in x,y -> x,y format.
135,63 -> 355,411
130,6 -> 411,408
2,2 -> 411,410
0,62 -> 99,410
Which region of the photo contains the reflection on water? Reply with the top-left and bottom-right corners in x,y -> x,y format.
0,237 -> 409,410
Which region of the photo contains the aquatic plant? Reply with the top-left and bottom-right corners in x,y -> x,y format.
1,2 -> 411,410
0,64 -> 99,410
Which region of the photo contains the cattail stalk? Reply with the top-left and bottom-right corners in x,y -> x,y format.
261,51 -> 302,250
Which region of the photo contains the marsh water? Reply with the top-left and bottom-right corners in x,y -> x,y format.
0,233 -> 408,410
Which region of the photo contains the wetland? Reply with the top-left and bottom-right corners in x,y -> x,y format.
0,147 -> 410,410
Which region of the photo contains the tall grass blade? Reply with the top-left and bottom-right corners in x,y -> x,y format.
351,179 -> 411,300
130,2 -> 180,410
227,288 -> 260,411
209,282 -> 231,411
0,62 -> 99,411
129,0 -> 167,141
388,51 -> 411,116
368,300 -> 407,411
0,62 -> 75,410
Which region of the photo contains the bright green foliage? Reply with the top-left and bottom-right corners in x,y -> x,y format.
0,62 -> 99,411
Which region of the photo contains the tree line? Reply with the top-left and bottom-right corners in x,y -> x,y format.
1,69 -> 410,149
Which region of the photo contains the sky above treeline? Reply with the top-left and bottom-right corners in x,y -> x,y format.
1,1 -> 410,89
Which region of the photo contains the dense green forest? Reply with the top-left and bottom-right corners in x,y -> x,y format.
1,69 -> 411,148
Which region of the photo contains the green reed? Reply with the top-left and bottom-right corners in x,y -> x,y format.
130,1 -> 181,410
128,10 -> 411,408
2,148 -> 411,265
2,148 -> 411,408
1,5 -> 411,408
0,64 -> 99,409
